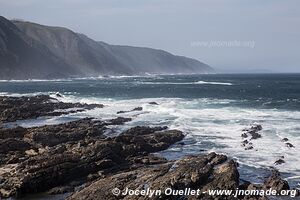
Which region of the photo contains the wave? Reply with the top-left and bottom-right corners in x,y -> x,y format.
0,79 -> 72,83
195,81 -> 233,85
0,92 -> 59,97
0,74 -> 162,82
139,81 -> 233,85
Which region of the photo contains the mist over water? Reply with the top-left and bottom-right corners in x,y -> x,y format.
1,74 -> 300,188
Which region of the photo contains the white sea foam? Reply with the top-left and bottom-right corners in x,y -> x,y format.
0,74 -> 161,82
5,116 -> 79,128
195,81 -> 233,85
0,77 -> 87,82
0,92 -> 52,97
139,81 -> 233,85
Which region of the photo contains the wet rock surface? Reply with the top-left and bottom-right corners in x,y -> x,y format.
149,101 -> 159,105
242,125 -> 262,140
117,107 -> 143,114
0,95 -> 103,123
263,170 -> 290,191
241,124 -> 263,151
285,142 -> 295,148
274,158 -> 285,165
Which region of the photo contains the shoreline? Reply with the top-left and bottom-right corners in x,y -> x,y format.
0,95 -> 298,199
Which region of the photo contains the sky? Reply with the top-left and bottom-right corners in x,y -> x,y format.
1,0 -> 300,73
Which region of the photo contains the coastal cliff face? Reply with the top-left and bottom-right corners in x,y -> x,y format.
0,16 -> 76,79
0,16 -> 213,79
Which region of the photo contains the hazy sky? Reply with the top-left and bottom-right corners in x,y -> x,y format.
1,0 -> 300,72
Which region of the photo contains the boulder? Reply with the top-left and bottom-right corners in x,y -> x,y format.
263,170 -> 289,192
149,102 -> 159,105
274,159 -> 285,165
285,143 -> 295,148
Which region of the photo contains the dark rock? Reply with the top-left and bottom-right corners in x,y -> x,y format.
55,92 -> 63,98
245,146 -> 254,150
128,154 -> 168,165
241,140 -> 249,146
239,180 -> 251,190
87,172 -> 105,182
242,125 -> 263,140
263,170 -> 290,192
251,125 -> 262,131
105,117 -> 131,125
117,107 -> 143,114
285,143 -> 295,148
132,107 -> 143,111
241,125 -> 263,152
239,171 -> 292,199
25,118 -> 107,146
0,126 -> 27,139
0,95 -> 103,123
149,102 -> 159,105
67,153 -> 239,200
292,189 -> 300,197
274,159 -> 285,165
0,118 -> 184,198
6,155 -> 22,164
249,131 -> 262,140
115,127 -> 184,156
199,159 -> 239,199
242,184 -> 267,200
0,138 -> 31,153
47,185 -> 74,195
241,133 -> 248,138
118,126 -> 168,137
281,138 -> 289,142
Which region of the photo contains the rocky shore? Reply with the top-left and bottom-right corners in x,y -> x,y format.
0,95 -> 103,123
0,95 -> 297,199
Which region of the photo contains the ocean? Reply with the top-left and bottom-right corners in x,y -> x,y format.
1,73 -> 299,190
